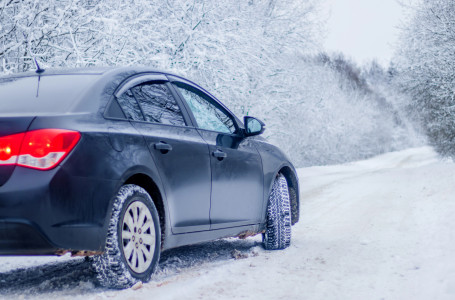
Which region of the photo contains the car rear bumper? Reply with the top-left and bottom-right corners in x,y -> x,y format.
0,165 -> 117,255
0,220 -> 56,255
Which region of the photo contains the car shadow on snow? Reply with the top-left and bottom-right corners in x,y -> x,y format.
0,238 -> 261,298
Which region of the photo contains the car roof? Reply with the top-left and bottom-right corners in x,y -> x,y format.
0,66 -> 180,79
0,67 -> 242,124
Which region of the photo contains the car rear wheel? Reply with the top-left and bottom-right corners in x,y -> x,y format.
92,184 -> 161,289
262,174 -> 291,250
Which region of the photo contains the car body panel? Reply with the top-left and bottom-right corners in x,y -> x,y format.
253,137 -> 300,223
132,122 -> 212,233
197,129 -> 264,229
166,75 -> 265,229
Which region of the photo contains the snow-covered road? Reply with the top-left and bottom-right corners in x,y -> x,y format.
0,147 -> 454,299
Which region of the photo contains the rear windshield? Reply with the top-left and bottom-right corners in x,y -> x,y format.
0,75 -> 100,116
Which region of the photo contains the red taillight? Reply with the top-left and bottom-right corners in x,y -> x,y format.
0,133 -> 24,164
0,129 -> 80,170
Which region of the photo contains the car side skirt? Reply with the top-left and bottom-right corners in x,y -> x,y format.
162,224 -> 264,251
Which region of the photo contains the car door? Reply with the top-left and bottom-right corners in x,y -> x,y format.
170,80 -> 264,229
114,75 -> 211,234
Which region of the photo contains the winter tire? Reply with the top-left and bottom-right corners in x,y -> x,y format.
263,174 -> 291,250
92,184 -> 161,289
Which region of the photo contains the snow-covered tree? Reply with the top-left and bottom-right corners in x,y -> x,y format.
395,0 -> 455,157
255,53 -> 420,166
0,0 -> 322,113
1,0 -> 418,166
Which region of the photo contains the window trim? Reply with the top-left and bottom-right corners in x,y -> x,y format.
114,74 -> 168,98
105,74 -> 193,127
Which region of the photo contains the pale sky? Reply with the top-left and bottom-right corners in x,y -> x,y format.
323,0 -> 405,66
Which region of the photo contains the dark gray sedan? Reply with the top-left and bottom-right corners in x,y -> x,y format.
0,67 -> 299,288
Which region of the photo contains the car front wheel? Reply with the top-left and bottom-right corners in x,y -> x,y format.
92,184 -> 161,289
263,174 -> 291,250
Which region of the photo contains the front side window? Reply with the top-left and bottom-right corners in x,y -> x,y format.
174,83 -> 235,134
132,83 -> 185,126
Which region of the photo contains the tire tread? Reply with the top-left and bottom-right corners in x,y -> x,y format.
91,184 -> 160,289
263,174 -> 292,250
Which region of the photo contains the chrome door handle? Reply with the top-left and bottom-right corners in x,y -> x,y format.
154,141 -> 172,153
212,149 -> 227,160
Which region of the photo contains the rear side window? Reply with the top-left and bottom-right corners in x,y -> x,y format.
0,75 -> 100,115
116,82 -> 186,126
116,90 -> 144,121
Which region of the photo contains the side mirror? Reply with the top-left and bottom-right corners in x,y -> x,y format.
244,116 -> 265,136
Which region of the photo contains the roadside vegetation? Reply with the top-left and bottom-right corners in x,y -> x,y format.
394,0 -> 455,159
0,0 -> 424,166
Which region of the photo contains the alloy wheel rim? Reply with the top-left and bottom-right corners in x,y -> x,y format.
121,200 -> 156,274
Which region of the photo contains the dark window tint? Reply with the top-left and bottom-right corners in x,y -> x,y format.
105,98 -> 126,119
116,90 -> 144,121
174,83 -> 235,134
132,83 -> 185,126
0,75 -> 100,116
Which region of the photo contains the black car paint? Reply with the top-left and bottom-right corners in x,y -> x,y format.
0,67 -> 299,255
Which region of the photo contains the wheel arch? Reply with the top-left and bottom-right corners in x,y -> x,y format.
123,173 -> 167,248
264,165 -> 300,226
279,166 -> 300,225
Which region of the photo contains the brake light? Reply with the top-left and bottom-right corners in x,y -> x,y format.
0,133 -> 24,164
0,129 -> 80,170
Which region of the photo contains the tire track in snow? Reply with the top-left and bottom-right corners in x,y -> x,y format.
0,239 -> 261,299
